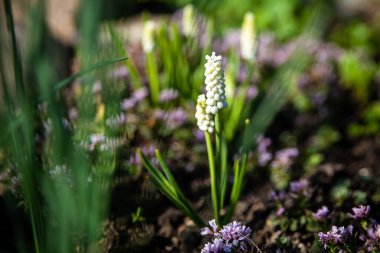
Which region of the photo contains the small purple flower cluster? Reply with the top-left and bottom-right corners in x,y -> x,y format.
270,148 -> 299,169
318,225 -> 353,249
129,144 -> 158,167
154,108 -> 187,129
317,205 -> 380,251
200,220 -> 252,253
289,179 -> 309,195
246,86 -> 258,101
312,206 -> 329,220
360,221 -> 380,251
159,89 -> 179,103
268,178 -> 311,217
257,136 -> 272,166
121,87 -> 149,110
349,205 -> 370,220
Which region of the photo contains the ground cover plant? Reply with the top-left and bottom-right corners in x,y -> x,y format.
1,0 -> 380,252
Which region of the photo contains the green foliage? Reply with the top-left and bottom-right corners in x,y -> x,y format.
331,21 -> 376,54
348,102 -> 380,137
331,179 -> 351,206
338,51 -> 376,103
138,149 -> 205,227
1,0 -> 129,252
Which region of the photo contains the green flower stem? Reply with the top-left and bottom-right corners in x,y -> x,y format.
215,113 -> 221,191
215,113 -> 221,161
146,51 -> 160,104
215,112 -> 227,210
219,138 -> 228,210
205,131 -> 220,225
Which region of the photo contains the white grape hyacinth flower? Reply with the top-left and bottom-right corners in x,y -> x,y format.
142,20 -> 156,53
182,4 -> 197,37
195,94 -> 215,133
240,12 -> 257,61
204,52 -> 228,115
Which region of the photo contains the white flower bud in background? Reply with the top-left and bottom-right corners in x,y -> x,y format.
182,4 -> 197,37
142,20 -> 156,53
204,52 -> 228,115
195,94 -> 215,133
240,12 -> 257,61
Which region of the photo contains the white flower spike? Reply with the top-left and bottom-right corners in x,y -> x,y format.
142,21 -> 156,53
196,52 -> 228,133
204,52 -> 228,115
240,12 -> 257,61
182,4 -> 197,37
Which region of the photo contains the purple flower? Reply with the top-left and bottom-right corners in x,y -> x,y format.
276,207 -> 285,217
154,108 -> 187,129
133,87 -> 149,102
201,238 -> 224,253
289,179 -> 308,194
121,98 -> 136,111
246,86 -> 258,100
360,222 -> 380,251
256,33 -> 276,64
268,191 -> 286,202
349,205 -> 370,220
129,145 -> 157,166
159,89 -> 179,102
110,65 -> 128,79
257,136 -> 272,166
201,219 -> 220,236
194,129 -> 205,143
313,206 -> 329,220
200,220 -> 252,253
121,87 -> 149,111
220,221 -> 252,242
318,225 -> 353,249
271,148 -> 299,169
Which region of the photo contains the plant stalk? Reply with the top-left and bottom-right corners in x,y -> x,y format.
205,131 -> 220,225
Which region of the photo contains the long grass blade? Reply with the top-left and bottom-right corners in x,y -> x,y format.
52,56 -> 128,91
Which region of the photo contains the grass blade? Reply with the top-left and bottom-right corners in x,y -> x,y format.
52,56 -> 128,92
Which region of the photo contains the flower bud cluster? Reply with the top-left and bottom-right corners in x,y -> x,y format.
195,94 -> 215,133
